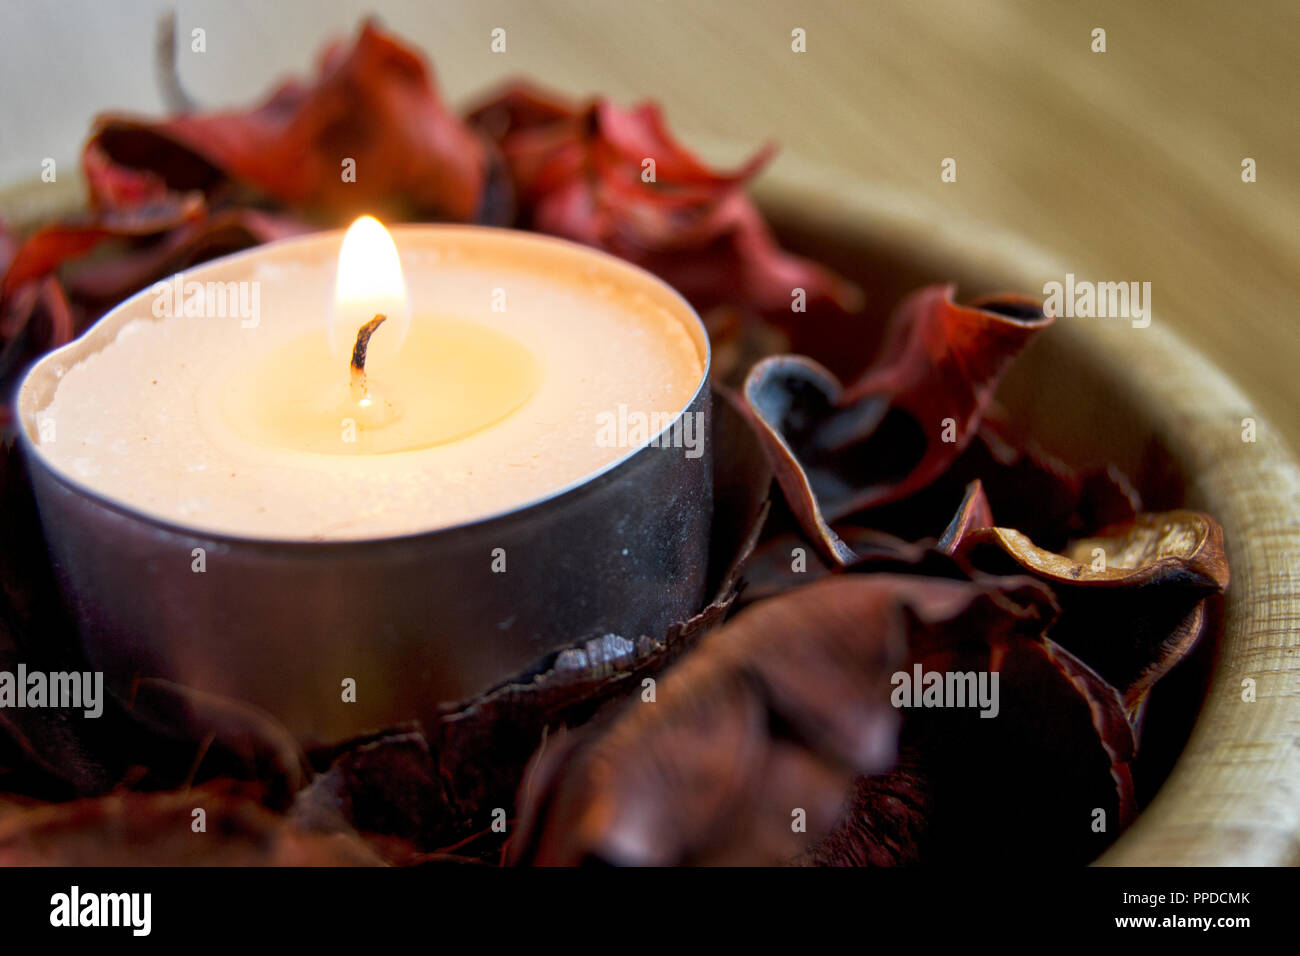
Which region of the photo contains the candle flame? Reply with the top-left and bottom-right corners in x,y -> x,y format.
331,216 -> 410,363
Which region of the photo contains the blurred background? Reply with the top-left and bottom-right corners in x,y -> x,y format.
2,0 -> 1296,448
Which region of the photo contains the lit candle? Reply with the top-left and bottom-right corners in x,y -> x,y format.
18,220 -> 712,738
31,220 -> 705,540
200,216 -> 544,462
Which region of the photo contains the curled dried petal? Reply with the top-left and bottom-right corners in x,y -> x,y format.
507,575 -> 1059,866
62,207 -> 312,307
962,510 -> 1228,591
879,632 -> 1136,865
937,479 -> 994,554
741,288 -> 1050,563
468,83 -> 861,316
0,195 -> 205,304
958,512 -> 1228,708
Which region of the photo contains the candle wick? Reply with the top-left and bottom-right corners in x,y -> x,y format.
350,313 -> 387,401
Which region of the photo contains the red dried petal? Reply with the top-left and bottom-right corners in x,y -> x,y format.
61,207 -> 312,307
740,288 -> 1050,563
0,194 -> 205,304
85,20 -> 486,221
469,83 -> 861,315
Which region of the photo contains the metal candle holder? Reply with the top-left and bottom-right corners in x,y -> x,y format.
16,230 -> 712,744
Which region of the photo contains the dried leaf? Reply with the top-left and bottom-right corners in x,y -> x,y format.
848,417 -> 1142,551
85,20 -> 487,222
508,575 -> 1054,866
739,526 -> 924,608
937,479 -> 994,554
741,287 -> 1051,564
292,728 -> 443,862
811,621 -> 1137,866
958,511 -> 1228,707
0,196 -> 205,304
61,207 -> 311,308
468,83 -> 861,316
962,511 -> 1227,590
126,678 -> 310,809
880,633 -> 1137,865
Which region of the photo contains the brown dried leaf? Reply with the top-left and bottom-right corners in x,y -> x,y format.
0,196 -> 205,304
738,526 -> 924,608
963,511 -> 1227,590
61,207 -> 312,309
958,511 -> 1228,708
937,479 -> 994,554
821,630 -> 1137,866
292,728 -> 444,863
836,415 -> 1142,554
741,287 -> 1051,564
506,575 -> 1060,866
127,678 -> 310,809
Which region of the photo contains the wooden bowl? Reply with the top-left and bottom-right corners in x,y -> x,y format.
754,161 -> 1300,865
5,165 -> 1296,865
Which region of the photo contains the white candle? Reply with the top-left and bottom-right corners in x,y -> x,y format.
32,222 -> 706,541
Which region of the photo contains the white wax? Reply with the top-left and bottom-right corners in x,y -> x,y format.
32,227 -> 706,540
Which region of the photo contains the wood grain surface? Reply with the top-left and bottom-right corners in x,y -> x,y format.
3,0 -> 1296,449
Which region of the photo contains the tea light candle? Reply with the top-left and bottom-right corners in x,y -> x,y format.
32,220 -> 705,540
19,220 -> 712,739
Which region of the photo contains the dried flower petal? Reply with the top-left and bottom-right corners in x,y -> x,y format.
937,479 -> 994,554
821,629 -> 1136,866
507,574 -> 1063,866
739,526 -> 923,607
741,287 -> 1050,563
468,83 -> 861,316
85,20 -> 486,222
962,511 -> 1227,590
891,633 -> 1137,864
61,207 -> 311,308
798,747 -> 931,866
850,418 -> 1141,551
0,195 -> 204,305
958,512 -> 1228,707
